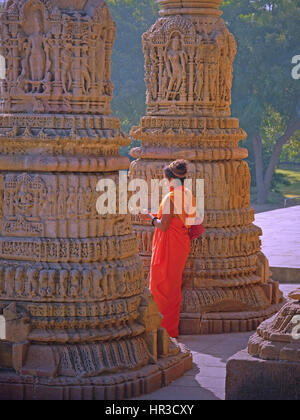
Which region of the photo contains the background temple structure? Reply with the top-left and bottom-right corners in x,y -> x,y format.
130,0 -> 284,334
0,0 -> 191,400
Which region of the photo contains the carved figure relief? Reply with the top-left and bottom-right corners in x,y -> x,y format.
0,0 -> 116,114
61,43 -> 73,94
1,173 -> 47,236
143,14 -> 236,116
165,34 -> 187,100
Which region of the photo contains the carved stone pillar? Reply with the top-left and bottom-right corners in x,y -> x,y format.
0,0 -> 191,400
130,0 -> 284,334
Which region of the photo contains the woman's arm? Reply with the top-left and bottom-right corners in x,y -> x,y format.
152,212 -> 173,232
142,198 -> 174,232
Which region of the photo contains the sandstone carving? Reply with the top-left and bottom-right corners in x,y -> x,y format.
226,290 -> 300,400
0,0 -> 192,400
129,0 -> 284,334
248,290 -> 300,362
0,0 -> 115,114
288,288 -> 300,301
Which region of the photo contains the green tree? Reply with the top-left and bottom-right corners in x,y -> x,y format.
107,0 -> 158,133
222,0 -> 300,203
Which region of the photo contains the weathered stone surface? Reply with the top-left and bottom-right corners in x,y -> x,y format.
226,349 -> 300,400
129,0 -> 284,333
226,290 -> 300,400
0,0 -> 192,399
248,294 -> 300,363
0,0 -> 114,115
289,288 -> 300,301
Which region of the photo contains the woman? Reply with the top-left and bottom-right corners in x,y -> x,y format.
142,160 -> 199,338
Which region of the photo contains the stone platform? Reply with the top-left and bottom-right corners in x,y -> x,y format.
179,303 -> 284,335
225,283 -> 300,400
225,349 -> 300,400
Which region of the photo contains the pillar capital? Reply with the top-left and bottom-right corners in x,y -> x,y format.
157,0 -> 223,16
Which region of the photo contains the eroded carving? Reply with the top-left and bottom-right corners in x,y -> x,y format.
0,0 -> 116,114
143,12 -> 236,116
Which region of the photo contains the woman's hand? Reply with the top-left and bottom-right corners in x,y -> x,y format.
139,209 -> 153,222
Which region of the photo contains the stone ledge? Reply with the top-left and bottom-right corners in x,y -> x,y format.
0,350 -> 192,400
179,302 -> 284,334
226,349 -> 300,400
270,266 -> 300,284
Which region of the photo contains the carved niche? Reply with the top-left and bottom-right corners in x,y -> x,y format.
2,173 -> 47,236
0,0 -> 115,114
143,14 -> 236,116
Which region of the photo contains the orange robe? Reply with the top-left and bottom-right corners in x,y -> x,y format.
149,187 -> 196,338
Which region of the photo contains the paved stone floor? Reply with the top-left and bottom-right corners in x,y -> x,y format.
254,206 -> 300,269
133,284 -> 298,401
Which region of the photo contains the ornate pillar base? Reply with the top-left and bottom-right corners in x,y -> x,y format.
180,303 -> 284,335
0,347 -> 192,401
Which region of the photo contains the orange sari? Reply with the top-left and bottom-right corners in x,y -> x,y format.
149,186 -> 196,338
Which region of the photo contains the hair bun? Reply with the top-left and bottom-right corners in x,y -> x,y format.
169,159 -> 188,178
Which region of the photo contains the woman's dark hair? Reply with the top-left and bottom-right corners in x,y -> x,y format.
164,160 -> 188,185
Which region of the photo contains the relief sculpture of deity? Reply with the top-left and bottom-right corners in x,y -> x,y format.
61,43 -> 73,94
15,8 -> 52,95
0,0 -> 116,114
81,45 -> 91,95
93,27 -> 106,91
142,11 -> 237,116
195,42 -> 204,101
28,11 -> 47,82
165,34 -> 187,101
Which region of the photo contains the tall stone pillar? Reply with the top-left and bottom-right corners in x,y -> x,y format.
0,0 -> 191,400
130,0 -> 284,334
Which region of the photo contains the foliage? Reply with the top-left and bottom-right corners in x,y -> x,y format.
221,0 -> 300,168
275,168 -> 300,198
107,0 -> 159,133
